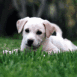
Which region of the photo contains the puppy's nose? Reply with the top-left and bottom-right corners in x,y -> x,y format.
27,39 -> 34,47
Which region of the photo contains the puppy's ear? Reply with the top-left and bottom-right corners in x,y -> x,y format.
16,17 -> 29,33
43,20 -> 55,38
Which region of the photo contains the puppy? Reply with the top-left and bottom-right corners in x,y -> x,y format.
3,17 -> 77,54
16,17 -> 77,54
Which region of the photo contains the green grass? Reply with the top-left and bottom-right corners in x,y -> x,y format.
0,37 -> 77,77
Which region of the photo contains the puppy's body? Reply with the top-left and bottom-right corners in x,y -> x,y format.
49,36 -> 77,51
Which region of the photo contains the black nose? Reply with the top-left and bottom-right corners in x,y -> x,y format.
27,39 -> 34,47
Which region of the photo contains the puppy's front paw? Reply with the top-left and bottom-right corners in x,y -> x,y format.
48,49 -> 60,54
3,49 -> 18,54
3,50 -> 12,54
54,49 -> 60,53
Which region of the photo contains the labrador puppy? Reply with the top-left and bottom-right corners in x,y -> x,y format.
16,17 -> 77,54
3,17 -> 77,54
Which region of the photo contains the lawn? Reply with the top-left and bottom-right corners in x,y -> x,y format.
0,37 -> 77,77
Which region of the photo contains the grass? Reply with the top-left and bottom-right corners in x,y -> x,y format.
0,37 -> 77,77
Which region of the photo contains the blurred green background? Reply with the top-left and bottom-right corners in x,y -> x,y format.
0,0 -> 77,40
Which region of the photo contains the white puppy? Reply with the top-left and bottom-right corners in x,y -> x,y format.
16,17 -> 77,54
3,17 -> 77,54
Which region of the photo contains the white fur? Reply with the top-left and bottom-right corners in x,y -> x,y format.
3,17 -> 77,54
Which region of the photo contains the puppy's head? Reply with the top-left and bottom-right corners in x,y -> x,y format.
16,17 -> 54,48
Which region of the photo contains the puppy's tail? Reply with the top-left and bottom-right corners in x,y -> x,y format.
51,23 -> 62,37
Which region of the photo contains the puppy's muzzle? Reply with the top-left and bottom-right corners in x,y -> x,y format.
27,39 -> 34,47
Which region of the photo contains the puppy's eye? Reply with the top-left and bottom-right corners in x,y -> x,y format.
25,29 -> 29,33
36,31 -> 42,35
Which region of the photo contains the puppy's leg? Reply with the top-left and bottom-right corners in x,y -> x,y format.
21,39 -> 26,51
64,39 -> 77,51
44,43 -> 60,54
42,39 -> 60,54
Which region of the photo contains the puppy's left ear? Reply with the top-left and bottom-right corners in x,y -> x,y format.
16,17 -> 29,33
43,20 -> 55,38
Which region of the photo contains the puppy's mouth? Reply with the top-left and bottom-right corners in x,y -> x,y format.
26,39 -> 43,49
26,44 -> 40,49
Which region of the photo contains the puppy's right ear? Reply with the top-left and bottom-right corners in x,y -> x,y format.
16,17 -> 29,33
